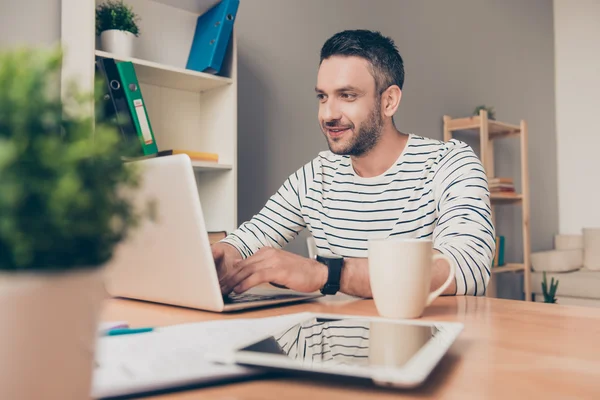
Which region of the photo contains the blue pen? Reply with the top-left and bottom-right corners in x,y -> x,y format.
106,327 -> 154,336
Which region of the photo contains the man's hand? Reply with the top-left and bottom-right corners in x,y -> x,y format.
219,247 -> 328,295
211,242 -> 243,294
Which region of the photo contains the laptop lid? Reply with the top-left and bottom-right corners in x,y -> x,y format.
105,154 -> 226,312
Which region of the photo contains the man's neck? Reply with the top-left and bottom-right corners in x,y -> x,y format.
351,126 -> 409,178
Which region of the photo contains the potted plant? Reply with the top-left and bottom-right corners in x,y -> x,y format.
96,0 -> 141,57
541,272 -> 559,304
0,47 -> 151,399
473,105 -> 496,120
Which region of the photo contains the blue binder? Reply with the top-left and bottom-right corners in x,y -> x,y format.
186,0 -> 239,75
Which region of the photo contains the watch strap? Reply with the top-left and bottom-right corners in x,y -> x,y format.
317,255 -> 343,295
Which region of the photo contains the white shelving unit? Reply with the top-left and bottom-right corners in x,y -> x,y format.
60,0 -> 238,233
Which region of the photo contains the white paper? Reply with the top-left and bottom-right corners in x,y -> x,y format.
92,312 -> 312,399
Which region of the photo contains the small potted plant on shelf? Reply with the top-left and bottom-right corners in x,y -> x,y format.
0,46 -> 152,400
473,105 -> 496,120
96,0 -> 141,57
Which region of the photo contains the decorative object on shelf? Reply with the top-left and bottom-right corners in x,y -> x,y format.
492,236 -> 506,267
541,272 -> 559,303
186,0 -> 239,75
473,105 -> 496,120
0,47 -> 153,400
96,0 -> 140,57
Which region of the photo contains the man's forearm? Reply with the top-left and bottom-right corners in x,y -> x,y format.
340,254 -> 456,298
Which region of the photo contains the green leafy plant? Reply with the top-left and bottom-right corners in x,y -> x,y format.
541,272 -> 559,303
0,46 -> 152,272
96,0 -> 141,37
473,105 -> 496,120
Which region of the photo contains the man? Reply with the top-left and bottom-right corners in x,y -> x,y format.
213,30 -> 494,298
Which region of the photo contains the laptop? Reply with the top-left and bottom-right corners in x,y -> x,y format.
105,154 -> 322,312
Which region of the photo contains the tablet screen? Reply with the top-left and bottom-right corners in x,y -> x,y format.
239,317 -> 440,369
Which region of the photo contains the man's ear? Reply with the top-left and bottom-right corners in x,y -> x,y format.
381,85 -> 402,118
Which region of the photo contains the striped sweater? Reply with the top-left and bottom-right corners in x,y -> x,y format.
222,134 -> 495,296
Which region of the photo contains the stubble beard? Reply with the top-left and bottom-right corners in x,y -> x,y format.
324,100 -> 383,157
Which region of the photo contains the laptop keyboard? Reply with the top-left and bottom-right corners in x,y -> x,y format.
223,292 -> 304,304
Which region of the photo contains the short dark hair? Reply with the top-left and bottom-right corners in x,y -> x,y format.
320,30 -> 405,93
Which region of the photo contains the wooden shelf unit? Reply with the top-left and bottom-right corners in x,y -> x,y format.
61,0 -> 238,234
443,110 -> 531,301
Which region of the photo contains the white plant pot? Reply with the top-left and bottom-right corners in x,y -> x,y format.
100,29 -> 135,57
0,267 -> 106,400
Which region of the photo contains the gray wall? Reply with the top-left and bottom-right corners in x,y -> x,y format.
0,0 -> 61,47
235,0 -> 557,299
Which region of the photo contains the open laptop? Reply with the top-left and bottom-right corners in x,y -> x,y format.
105,154 -> 322,312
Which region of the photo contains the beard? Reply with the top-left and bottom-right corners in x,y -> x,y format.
322,99 -> 383,157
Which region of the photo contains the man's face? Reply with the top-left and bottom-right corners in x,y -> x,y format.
316,56 -> 383,156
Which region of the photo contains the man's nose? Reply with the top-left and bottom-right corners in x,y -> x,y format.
321,99 -> 342,122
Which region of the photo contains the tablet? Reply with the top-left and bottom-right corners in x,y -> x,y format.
213,313 -> 463,389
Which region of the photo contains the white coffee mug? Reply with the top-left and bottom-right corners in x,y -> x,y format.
368,238 -> 456,319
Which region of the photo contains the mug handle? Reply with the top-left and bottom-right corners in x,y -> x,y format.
426,253 -> 456,306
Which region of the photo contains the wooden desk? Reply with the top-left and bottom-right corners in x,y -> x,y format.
102,296 -> 600,399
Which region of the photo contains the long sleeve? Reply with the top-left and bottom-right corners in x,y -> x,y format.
221,165 -> 308,258
432,143 -> 495,296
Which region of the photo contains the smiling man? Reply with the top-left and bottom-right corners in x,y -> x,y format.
213,30 -> 495,298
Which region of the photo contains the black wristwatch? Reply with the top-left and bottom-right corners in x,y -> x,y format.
316,255 -> 344,295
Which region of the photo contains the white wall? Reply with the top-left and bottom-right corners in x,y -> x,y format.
554,0 -> 600,234
0,0 -> 60,47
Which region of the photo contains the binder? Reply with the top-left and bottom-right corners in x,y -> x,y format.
186,0 -> 239,75
115,61 -> 159,156
95,57 -> 143,157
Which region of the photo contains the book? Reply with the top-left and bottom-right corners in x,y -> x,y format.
161,150 -> 219,162
490,187 -> 516,193
115,61 -> 159,156
489,177 -> 514,184
121,150 -> 220,164
493,236 -> 505,267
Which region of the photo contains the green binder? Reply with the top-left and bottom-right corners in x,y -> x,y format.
115,61 -> 158,156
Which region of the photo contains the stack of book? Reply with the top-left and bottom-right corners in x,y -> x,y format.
489,177 -> 515,193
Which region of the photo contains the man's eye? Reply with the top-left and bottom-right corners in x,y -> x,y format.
341,93 -> 356,100
316,94 -> 326,101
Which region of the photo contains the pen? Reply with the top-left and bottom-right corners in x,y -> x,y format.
106,327 -> 154,336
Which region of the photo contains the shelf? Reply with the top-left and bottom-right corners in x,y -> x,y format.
191,161 -> 232,171
95,50 -> 233,93
150,0 -> 221,14
491,263 -> 525,274
446,116 -> 521,139
490,192 -> 523,204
